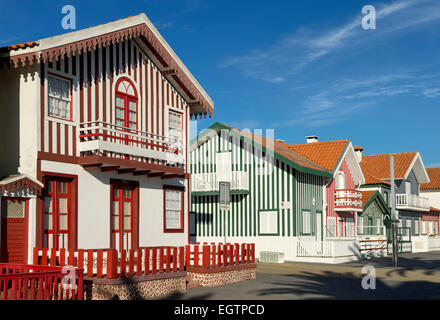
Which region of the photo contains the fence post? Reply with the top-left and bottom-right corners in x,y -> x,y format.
223,244 -> 228,266
78,249 -> 84,271
87,250 -> 94,277
42,248 -> 48,265
59,248 -> 65,267
136,248 -> 142,276
144,248 -> 150,275
33,248 -> 39,265
194,244 -> 199,268
106,250 -> 118,279
159,247 -> 164,273
120,250 -> 126,278
152,248 -> 157,274
229,244 -> 233,264
97,250 -> 103,278
68,249 -> 75,266
172,247 -> 178,272
185,245 -> 191,267
235,243 -> 240,265
179,247 -> 185,271
217,244 -> 222,267
128,249 -> 135,277
51,248 -> 58,266
211,243 -> 216,267
166,247 -> 171,272
251,244 -> 255,263
202,244 -> 210,268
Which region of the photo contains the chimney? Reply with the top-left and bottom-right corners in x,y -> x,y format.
354,146 -> 364,163
306,135 -> 319,143
276,139 -> 285,143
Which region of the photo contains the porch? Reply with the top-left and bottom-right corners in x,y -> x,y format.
396,193 -> 430,212
191,172 -> 249,193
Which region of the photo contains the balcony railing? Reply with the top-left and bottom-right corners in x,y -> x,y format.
191,171 -> 249,192
78,121 -> 185,165
395,194 -> 430,212
334,189 -> 363,212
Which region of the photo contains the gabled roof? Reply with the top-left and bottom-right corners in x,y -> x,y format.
363,171 -> 391,187
361,190 -> 390,215
0,13 -> 213,118
191,122 -> 332,178
421,167 -> 440,190
275,138 -> 365,185
361,152 -> 429,184
278,140 -> 348,172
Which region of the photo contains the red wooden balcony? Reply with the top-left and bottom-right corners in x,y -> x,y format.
78,121 -> 187,177
334,189 -> 363,212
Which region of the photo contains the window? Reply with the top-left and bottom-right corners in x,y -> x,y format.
405,181 -> 411,194
43,177 -> 71,249
302,211 -> 311,235
345,217 -> 354,237
111,182 -> 136,251
169,110 -> 183,143
415,219 -> 420,235
164,186 -> 184,232
358,216 -> 364,235
115,78 -> 138,131
376,218 -> 382,234
327,217 -> 337,237
421,220 -> 426,234
336,171 -> 345,190
48,75 -> 72,121
383,191 -> 389,205
259,210 -> 278,235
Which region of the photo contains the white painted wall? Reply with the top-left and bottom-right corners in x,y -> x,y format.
420,190 -> 440,209
41,160 -> 189,250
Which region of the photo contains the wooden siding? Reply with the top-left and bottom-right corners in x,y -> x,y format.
39,39 -> 188,163
190,132 -> 325,238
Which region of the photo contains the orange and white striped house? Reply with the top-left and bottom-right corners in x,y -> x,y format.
0,13 -> 214,264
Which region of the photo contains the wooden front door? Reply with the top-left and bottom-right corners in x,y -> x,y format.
111,183 -> 135,251
43,178 -> 72,249
0,198 -> 29,264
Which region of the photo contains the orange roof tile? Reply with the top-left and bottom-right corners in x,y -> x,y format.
277,140 -> 349,172
360,152 -> 417,181
429,206 -> 440,213
220,124 -> 329,174
421,167 -> 440,190
363,171 -> 391,186
361,190 -> 377,206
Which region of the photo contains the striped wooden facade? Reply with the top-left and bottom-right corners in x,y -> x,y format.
190,129 -> 325,240
39,38 -> 189,162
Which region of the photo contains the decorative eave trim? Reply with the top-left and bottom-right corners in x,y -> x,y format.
2,24 -> 213,118
0,177 -> 44,195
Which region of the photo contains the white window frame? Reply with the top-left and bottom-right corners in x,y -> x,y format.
336,171 -> 346,190
302,211 -> 311,235
327,217 -> 337,238
47,74 -> 72,122
259,210 -> 278,235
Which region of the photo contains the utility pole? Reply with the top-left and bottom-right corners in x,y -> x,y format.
390,155 -> 398,267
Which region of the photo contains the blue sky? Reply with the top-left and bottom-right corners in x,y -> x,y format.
1,0 -> 440,167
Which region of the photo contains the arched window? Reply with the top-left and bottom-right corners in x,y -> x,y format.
336,171 -> 345,190
115,78 -> 138,131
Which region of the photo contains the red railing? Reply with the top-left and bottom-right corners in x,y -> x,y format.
0,263 -> 83,300
33,243 -> 255,280
334,189 -> 362,210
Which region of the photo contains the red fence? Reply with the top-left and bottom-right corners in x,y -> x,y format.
0,263 -> 83,300
33,242 -> 255,280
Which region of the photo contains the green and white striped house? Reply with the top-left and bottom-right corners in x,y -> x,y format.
189,123 -> 341,261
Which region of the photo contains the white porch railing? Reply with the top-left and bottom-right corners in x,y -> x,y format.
334,189 -> 363,211
191,171 -> 249,192
78,121 -> 185,165
296,241 -> 334,258
395,193 -> 429,212
356,226 -> 387,236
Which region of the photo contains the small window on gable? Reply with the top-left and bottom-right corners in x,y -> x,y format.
48,75 -> 72,121
169,110 -> 183,142
336,171 -> 345,190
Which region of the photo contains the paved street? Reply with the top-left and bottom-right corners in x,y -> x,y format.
158,251 -> 440,300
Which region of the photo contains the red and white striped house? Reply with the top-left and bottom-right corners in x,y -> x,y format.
0,13 -> 214,264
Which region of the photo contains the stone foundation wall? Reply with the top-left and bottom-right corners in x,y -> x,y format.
187,264 -> 256,287
84,272 -> 187,300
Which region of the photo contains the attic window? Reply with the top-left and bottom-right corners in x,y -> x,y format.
48,75 -> 72,121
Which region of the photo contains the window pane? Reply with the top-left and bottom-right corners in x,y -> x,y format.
116,119 -> 124,127
44,214 -> 53,231
58,198 -> 68,214
112,201 -> 119,215
116,108 -> 124,119
112,215 -> 119,230
129,111 -> 136,122
129,100 -> 136,111
45,197 -> 53,213
116,97 -> 124,108
124,216 -> 131,230
123,201 -> 131,215
59,214 -> 68,230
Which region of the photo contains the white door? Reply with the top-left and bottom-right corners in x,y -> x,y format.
316,212 -> 322,241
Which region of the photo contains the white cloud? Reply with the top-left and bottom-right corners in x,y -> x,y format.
422,88 -> 440,98
220,0 -> 440,82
